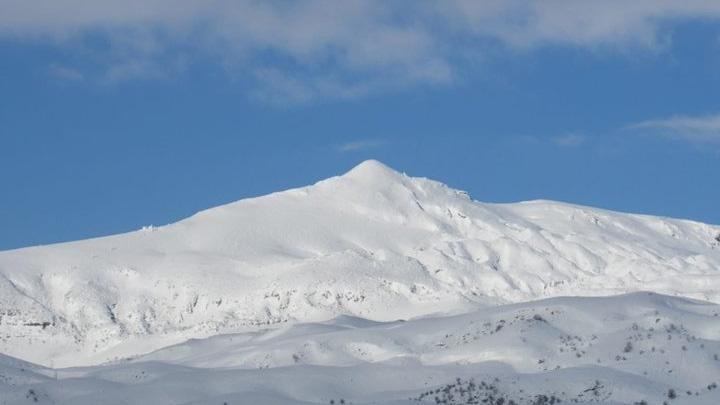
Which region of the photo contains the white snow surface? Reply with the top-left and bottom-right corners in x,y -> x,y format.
2,293 -> 720,404
0,160 -> 719,368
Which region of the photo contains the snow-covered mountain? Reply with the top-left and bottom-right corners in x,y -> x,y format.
1,160 -> 719,368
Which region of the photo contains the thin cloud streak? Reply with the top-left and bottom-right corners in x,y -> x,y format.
551,133 -> 587,147
630,113 -> 720,144
337,139 -> 387,153
48,64 -> 84,82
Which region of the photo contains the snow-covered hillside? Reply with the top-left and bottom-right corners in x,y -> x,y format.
1,160 -> 719,368
2,293 -> 719,404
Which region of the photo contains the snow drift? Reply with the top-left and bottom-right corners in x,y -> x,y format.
2,292 -> 720,404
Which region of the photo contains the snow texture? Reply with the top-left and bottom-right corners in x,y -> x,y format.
2,293 -> 720,404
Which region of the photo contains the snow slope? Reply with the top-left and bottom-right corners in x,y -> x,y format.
0,160 -> 719,367
1,293 -> 719,404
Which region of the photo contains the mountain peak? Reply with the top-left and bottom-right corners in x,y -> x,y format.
342,159 -> 404,182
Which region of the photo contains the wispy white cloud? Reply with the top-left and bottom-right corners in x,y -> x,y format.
251,69 -> 383,105
337,139 -> 386,153
48,64 -> 84,82
629,113 -> 720,144
4,1 -> 720,101
551,133 -> 587,147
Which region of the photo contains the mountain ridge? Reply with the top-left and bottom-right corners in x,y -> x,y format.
1,160 -> 719,367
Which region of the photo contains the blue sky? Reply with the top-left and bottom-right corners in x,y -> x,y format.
1,1 -> 720,250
